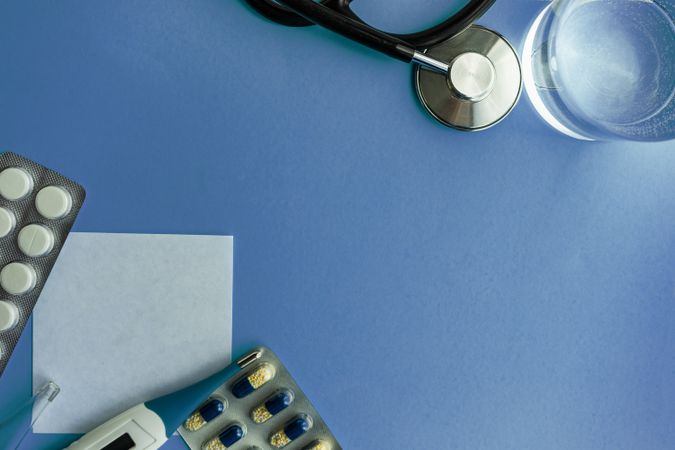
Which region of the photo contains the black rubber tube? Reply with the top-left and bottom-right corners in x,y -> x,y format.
274,0 -> 417,62
243,0 -> 497,49
244,0 -> 314,27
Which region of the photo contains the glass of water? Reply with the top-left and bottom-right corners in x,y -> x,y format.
523,0 -> 675,141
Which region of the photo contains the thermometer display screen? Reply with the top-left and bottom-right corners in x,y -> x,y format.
101,433 -> 136,450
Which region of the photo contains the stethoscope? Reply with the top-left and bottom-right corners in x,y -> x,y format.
245,0 -> 522,131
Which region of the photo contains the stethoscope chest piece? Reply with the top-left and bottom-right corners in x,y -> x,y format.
415,25 -> 522,131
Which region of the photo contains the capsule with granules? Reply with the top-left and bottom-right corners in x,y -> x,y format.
231,365 -> 274,398
184,398 -> 226,431
202,424 -> 245,450
269,415 -> 313,448
251,390 -> 294,423
302,441 -> 330,450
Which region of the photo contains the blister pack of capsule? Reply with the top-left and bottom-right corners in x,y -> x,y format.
179,347 -> 341,450
0,152 -> 85,377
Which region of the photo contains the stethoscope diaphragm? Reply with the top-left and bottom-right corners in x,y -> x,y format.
415,25 -> 522,131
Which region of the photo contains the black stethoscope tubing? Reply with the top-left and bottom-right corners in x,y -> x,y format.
244,0 -> 497,56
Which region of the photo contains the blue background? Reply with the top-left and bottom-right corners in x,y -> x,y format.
1,0 -> 674,449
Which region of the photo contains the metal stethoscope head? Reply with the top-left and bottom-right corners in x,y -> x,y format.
415,26 -> 522,131
246,0 -> 522,131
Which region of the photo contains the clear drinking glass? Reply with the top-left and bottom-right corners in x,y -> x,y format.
523,0 -> 675,141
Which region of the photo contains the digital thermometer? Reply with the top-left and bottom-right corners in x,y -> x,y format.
65,351 -> 262,450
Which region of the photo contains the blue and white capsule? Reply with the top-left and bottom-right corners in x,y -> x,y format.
203,424 -> 245,450
269,415 -> 313,448
231,365 -> 274,398
184,398 -> 226,431
251,390 -> 294,423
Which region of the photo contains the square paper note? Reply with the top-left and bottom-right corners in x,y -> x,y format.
32,232 -> 233,434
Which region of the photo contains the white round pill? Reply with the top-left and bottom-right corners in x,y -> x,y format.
0,167 -> 33,201
35,186 -> 72,219
18,224 -> 55,257
0,300 -> 19,331
0,262 -> 37,295
0,207 -> 16,238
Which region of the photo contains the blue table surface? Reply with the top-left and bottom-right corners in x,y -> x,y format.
1,1 -> 674,449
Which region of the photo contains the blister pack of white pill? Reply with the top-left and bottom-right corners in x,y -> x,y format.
0,152 -> 85,377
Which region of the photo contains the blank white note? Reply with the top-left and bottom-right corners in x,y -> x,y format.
32,232 -> 233,434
